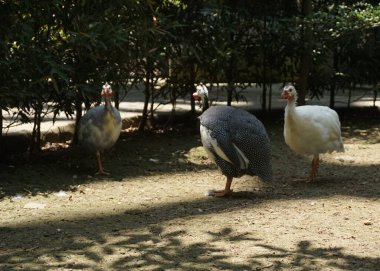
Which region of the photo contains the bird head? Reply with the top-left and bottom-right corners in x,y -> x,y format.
101,82 -> 113,98
192,83 -> 208,101
281,83 -> 297,101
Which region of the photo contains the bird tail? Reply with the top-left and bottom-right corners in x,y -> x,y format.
259,171 -> 273,182
256,165 -> 273,182
334,138 -> 345,153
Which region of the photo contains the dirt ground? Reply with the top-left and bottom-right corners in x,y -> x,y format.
0,109 -> 379,271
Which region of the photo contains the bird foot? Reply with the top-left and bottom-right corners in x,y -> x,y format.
307,171 -> 318,182
291,176 -> 312,183
95,170 -> 110,176
206,189 -> 233,197
306,177 -> 315,183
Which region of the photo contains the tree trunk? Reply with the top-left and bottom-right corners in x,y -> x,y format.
330,81 -> 336,109
261,19 -> 268,111
30,101 -> 42,153
373,88 -> 378,107
72,90 -> 83,146
190,64 -> 197,115
226,55 -> 236,106
0,108 -> 2,156
149,77 -> 155,129
262,83 -> 267,111
114,83 -> 120,110
0,108 -> 2,138
329,47 -> 339,108
164,83 -> 177,129
227,82 -> 233,106
268,83 -> 273,111
190,92 -> 196,115
168,58 -> 176,124
138,59 -> 152,132
298,0 -> 313,106
347,82 -> 354,108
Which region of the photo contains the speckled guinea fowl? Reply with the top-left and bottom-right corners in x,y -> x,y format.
78,82 -> 122,175
192,83 -> 209,112
199,105 -> 273,197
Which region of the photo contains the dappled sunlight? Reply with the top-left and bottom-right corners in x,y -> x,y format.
1,127 -> 379,229
336,143 -> 380,165
1,165 -> 378,228
1,113 -> 380,270
342,126 -> 380,144
1,216 -> 379,270
1,164 -> 379,270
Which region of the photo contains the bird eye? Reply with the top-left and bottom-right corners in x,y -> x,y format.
285,85 -> 294,92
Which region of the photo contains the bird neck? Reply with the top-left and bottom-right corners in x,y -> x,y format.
285,98 -> 297,118
104,97 -> 112,110
287,97 -> 297,108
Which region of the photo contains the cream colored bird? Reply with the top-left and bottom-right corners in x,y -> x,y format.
281,83 -> 344,181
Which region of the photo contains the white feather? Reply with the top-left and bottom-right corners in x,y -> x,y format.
200,125 -> 232,164
200,125 -> 250,170
232,143 -> 249,170
284,100 -> 344,156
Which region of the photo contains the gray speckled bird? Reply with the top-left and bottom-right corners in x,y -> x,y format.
199,105 -> 272,197
78,82 -> 122,175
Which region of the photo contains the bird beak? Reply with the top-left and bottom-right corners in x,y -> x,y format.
101,89 -> 113,97
193,92 -> 201,101
281,90 -> 289,100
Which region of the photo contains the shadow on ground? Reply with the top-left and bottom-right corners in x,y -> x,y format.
0,108 -> 379,270
1,196 -> 379,270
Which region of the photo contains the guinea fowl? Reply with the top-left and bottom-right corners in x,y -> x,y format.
192,83 -> 209,112
196,92 -> 272,196
78,82 -> 122,175
281,83 -> 344,181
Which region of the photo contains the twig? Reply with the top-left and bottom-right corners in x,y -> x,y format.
256,263 -> 274,270
23,188 -> 32,194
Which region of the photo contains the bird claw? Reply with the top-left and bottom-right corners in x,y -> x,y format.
95,170 -> 110,176
206,189 -> 233,197
306,177 -> 315,183
290,177 -> 310,183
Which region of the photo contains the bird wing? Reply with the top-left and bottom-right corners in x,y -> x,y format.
286,105 -> 344,154
78,106 -> 105,143
228,110 -> 272,180
200,106 -> 246,169
200,117 -> 243,168
200,106 -> 271,174
78,105 -> 122,151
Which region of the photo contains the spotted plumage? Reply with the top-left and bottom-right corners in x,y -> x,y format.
78,105 -> 121,152
78,83 -> 122,174
199,105 -> 272,196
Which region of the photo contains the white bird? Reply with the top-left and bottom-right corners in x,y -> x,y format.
78,82 -> 122,175
281,83 -> 344,181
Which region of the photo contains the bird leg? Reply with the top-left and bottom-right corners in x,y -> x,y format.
95,151 -> 110,175
208,176 -> 233,197
307,154 -> 319,182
